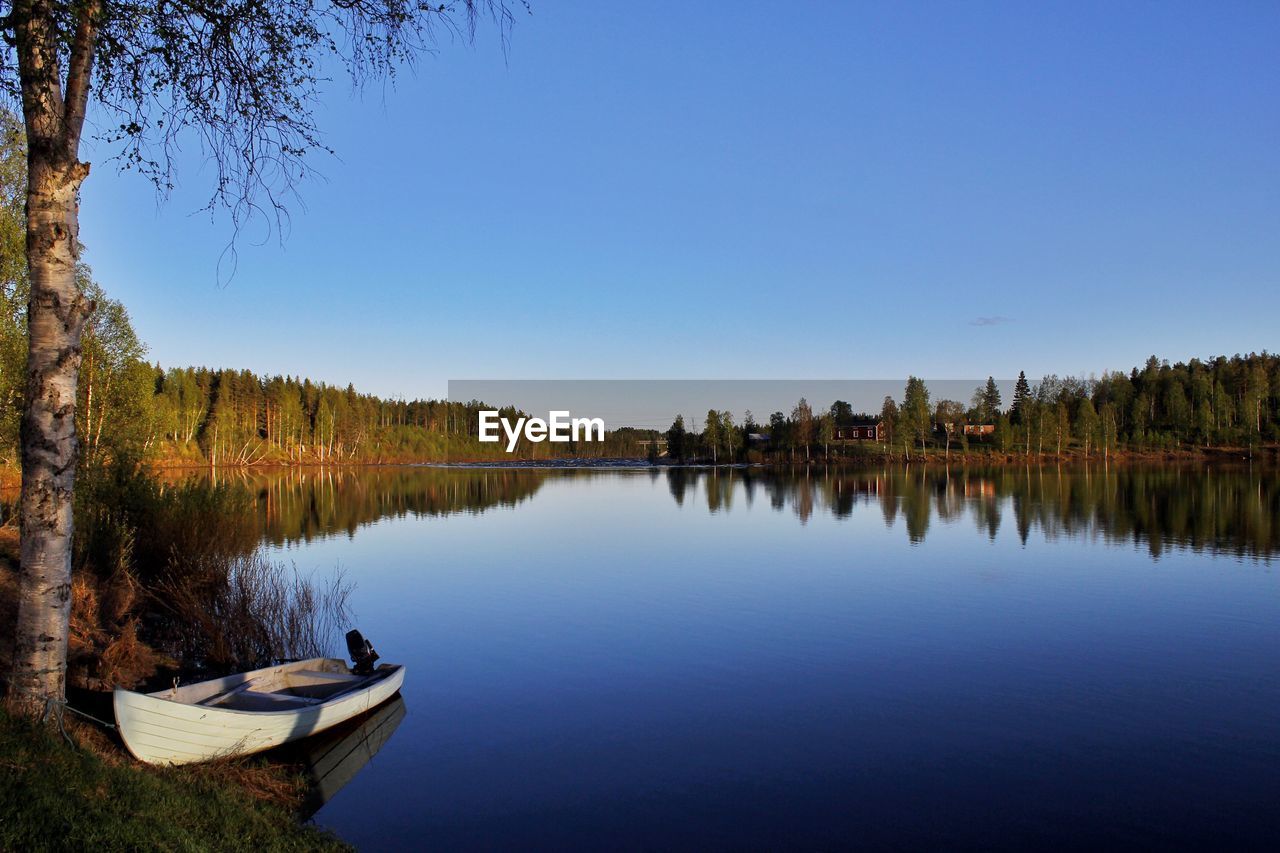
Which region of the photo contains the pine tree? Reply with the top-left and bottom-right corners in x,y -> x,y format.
981,376 -> 1002,422
1011,371 -> 1031,424
667,415 -> 687,462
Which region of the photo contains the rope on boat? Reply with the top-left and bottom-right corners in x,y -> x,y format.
52,697 -> 117,731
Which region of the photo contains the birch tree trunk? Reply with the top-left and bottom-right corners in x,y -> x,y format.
9,0 -> 98,711
83,353 -> 93,453
92,374 -> 112,453
11,164 -> 91,709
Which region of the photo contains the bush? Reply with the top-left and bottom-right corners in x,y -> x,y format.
69,457 -> 351,688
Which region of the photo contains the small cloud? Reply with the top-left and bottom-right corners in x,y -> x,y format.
970,315 -> 1014,327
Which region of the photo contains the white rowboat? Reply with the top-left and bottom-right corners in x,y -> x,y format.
112,658 -> 405,766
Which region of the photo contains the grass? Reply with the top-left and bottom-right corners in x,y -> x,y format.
0,708 -> 349,852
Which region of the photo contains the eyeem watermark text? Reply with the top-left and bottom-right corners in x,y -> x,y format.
478,410 -> 606,452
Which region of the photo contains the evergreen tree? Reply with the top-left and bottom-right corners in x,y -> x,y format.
981,376 -> 1002,422
1011,371 -> 1031,424
769,411 -> 789,455
667,415 -> 687,462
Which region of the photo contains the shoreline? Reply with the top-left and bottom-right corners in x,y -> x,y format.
0,444 -> 1272,484
146,445 -> 1277,471
1,448 -> 1273,505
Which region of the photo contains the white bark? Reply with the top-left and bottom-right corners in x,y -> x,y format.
10,0 -> 98,709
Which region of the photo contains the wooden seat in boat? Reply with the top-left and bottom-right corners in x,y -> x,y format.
290,670 -> 363,683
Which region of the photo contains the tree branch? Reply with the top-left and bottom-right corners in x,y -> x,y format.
63,0 -> 100,156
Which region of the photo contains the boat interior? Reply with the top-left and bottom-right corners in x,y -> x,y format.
155,658 -> 392,711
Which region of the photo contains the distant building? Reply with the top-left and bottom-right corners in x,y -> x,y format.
834,419 -> 884,442
636,438 -> 668,454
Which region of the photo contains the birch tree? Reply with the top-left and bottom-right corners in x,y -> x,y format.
78,278 -> 147,461
1053,400 -> 1069,456
818,412 -> 834,459
1075,397 -> 1098,457
934,399 -> 964,459
879,396 -> 897,449
902,377 -> 931,453
719,410 -> 735,462
792,398 -> 814,461
2,0 -> 517,712
703,409 -> 720,464
1100,402 -> 1118,461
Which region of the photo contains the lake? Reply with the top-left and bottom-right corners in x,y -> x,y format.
212,464 -> 1280,850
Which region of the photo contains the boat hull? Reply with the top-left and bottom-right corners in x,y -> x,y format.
113,660 -> 405,766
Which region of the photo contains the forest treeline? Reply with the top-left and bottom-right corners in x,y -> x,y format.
665,357 -> 1280,463
0,352 -> 662,467
1,292 -> 1276,468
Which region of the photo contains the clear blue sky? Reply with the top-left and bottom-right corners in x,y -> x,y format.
78,1 -> 1278,400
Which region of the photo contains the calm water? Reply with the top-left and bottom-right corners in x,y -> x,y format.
220,465 -> 1280,850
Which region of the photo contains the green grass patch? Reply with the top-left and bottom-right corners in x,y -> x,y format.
0,709 -> 348,852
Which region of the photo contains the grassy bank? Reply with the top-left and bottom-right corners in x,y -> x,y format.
0,708 -> 347,851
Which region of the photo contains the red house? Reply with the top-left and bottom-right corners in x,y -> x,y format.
834,419 -> 884,441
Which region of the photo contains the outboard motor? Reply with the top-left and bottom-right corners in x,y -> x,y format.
346,629 -> 380,675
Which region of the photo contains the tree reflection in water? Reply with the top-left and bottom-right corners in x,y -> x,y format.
677,465 -> 1280,560
167,464 -> 1279,561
